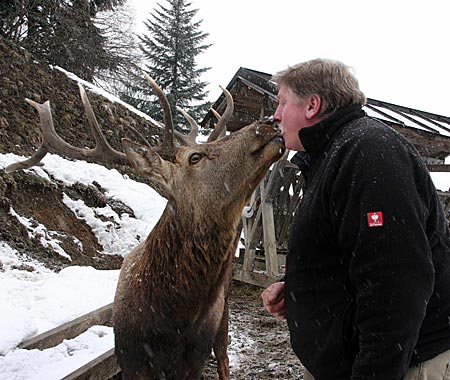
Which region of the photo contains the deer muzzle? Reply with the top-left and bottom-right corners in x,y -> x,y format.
249,122 -> 285,156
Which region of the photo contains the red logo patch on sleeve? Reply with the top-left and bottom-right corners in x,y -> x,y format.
367,211 -> 383,227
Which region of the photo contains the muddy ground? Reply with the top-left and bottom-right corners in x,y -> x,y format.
110,281 -> 306,380
202,281 -> 305,380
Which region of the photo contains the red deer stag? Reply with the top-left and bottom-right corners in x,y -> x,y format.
6,75 -> 285,380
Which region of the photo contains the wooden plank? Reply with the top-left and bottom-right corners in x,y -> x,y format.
260,180 -> 278,277
428,164 -> 450,172
438,191 -> 450,198
264,155 -> 289,202
20,303 -> 114,351
61,347 -> 120,380
249,254 -> 286,271
243,247 -> 256,272
232,267 -> 281,288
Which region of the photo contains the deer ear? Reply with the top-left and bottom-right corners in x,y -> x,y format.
122,138 -> 172,199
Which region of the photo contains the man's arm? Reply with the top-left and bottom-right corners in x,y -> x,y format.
332,127 -> 434,378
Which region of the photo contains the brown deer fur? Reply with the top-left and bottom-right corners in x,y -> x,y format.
114,123 -> 284,379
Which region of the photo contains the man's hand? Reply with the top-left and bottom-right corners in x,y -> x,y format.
261,281 -> 286,320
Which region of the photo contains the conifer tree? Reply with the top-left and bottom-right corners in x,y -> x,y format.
138,0 -> 211,131
0,0 -> 126,81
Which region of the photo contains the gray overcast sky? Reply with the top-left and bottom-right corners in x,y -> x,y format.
129,0 -> 450,116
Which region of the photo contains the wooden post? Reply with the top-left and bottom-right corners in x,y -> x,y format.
243,247 -> 256,272
260,181 -> 279,277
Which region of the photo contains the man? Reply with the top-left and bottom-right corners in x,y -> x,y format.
261,59 -> 450,379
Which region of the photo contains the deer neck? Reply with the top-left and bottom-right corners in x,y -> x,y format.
142,201 -> 240,285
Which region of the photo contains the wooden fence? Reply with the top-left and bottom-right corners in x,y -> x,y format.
19,303 -> 119,380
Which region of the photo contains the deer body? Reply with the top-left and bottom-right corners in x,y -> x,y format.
6,76 -> 284,380
114,120 -> 283,379
114,208 -> 237,379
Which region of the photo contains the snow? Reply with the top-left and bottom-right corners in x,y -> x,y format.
0,153 -> 166,379
0,325 -> 114,380
9,206 -> 73,261
1,153 -> 166,258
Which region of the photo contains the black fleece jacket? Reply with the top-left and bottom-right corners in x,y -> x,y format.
285,105 -> 450,379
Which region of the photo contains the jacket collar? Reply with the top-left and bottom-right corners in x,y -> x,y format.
299,104 -> 365,158
291,104 -> 365,174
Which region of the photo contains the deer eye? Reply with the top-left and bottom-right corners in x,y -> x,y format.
189,152 -> 204,165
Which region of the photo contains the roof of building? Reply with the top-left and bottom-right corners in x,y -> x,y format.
201,67 -> 450,162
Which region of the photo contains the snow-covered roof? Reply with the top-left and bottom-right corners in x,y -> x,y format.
364,99 -> 450,137
202,67 -> 450,161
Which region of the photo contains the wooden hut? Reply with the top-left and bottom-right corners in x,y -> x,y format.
202,67 -> 450,287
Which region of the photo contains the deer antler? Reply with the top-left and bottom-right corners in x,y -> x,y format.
142,73 -> 177,159
5,84 -> 128,173
176,107 -> 199,146
207,85 -> 234,142
5,77 -> 233,173
209,108 -> 227,140
175,84 -> 233,146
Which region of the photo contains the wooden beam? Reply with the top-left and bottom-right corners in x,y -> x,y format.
264,154 -> 289,202
243,248 -> 256,272
438,191 -> 450,198
260,180 -> 278,277
61,348 -> 120,380
232,267 -> 281,288
427,164 -> 450,172
19,303 -> 114,351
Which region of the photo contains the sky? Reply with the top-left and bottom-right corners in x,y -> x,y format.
128,0 -> 450,117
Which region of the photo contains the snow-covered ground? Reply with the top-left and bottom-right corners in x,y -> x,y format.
0,153 -> 166,380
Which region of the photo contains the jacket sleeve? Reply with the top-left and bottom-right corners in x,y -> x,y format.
329,127 -> 435,379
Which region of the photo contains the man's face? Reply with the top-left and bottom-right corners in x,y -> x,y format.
273,85 -> 316,151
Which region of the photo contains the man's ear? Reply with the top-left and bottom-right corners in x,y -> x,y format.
305,94 -> 321,120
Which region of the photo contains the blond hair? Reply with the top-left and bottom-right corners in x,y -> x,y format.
272,59 -> 366,117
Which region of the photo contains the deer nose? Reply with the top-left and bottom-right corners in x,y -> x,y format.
260,115 -> 275,125
259,116 -> 280,132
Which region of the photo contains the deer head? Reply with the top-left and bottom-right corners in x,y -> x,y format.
6,75 -> 285,225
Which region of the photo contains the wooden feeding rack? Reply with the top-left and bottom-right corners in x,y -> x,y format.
233,152 -> 304,288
